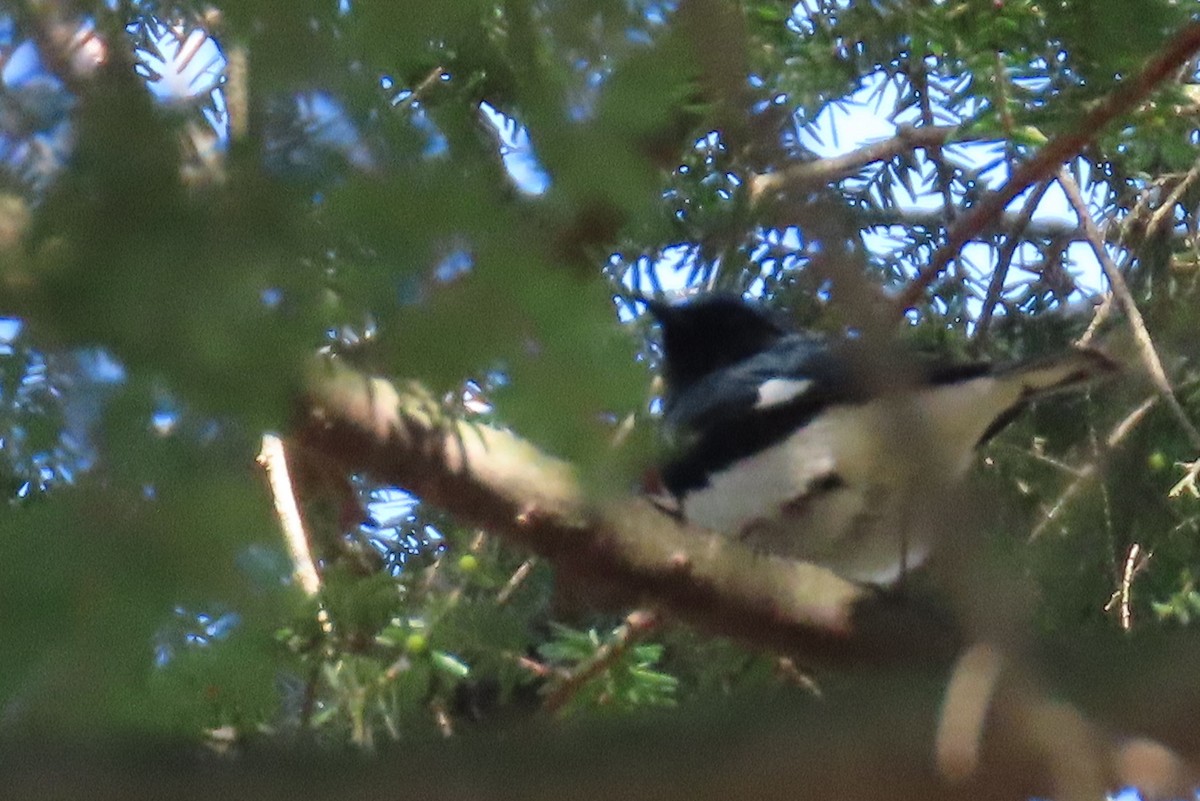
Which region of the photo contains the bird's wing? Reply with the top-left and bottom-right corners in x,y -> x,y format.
659,334 -> 860,496
662,333 -> 848,434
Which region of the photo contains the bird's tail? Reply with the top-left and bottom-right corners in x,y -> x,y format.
995,346 -> 1119,399
970,347 -> 1118,446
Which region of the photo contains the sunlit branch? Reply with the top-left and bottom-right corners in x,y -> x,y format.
257,434 -> 323,597
293,361 -> 960,668
496,558 -> 537,605
749,124 -> 967,199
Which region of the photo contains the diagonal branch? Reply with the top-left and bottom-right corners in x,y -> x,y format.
257,434 -> 323,596
858,207 -> 1191,246
293,361 -> 960,668
972,179 -> 1055,349
1030,395 -> 1159,541
895,20 -> 1200,315
542,609 -> 662,715
1059,168 -> 1200,452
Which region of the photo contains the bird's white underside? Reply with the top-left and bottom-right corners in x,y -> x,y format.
681,373 -> 1028,583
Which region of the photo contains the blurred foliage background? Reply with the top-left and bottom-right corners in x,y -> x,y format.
1,0 -> 1199,779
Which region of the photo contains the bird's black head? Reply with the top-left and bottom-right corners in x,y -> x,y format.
646,294 -> 790,391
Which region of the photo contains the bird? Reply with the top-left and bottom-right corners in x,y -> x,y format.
642,293 -> 1117,584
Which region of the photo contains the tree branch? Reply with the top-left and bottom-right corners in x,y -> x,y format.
291,366 -> 1199,798
1030,395 -> 1159,541
863,206 -> 1078,239
972,179 -> 1054,349
895,19 -> 1200,315
749,124 -> 967,199
293,361 -> 960,668
542,608 -> 662,715
257,434 -> 322,597
910,65 -> 958,226
1059,168 -> 1200,452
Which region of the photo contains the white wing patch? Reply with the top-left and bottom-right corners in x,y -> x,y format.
754,377 -> 813,409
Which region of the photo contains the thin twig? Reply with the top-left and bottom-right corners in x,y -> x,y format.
996,441 -> 1085,477
1059,168 -> 1200,452
496,558 -> 536,605
1103,543 -> 1150,632
173,26 -> 209,75
542,609 -> 661,715
1030,396 -> 1159,541
258,434 -> 323,596
393,65 -> 446,113
910,64 -> 957,226
224,44 -> 249,141
260,435 -> 334,748
973,179 -> 1055,349
510,653 -> 564,680
1078,292 -> 1119,348
1145,160 -> 1200,242
258,433 -> 332,741
992,51 -> 1016,149
1168,459 -> 1200,499
431,699 -> 454,738
774,656 -> 822,697
749,124 -> 966,199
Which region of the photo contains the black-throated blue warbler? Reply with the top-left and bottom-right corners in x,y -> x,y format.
643,294 -> 1116,584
